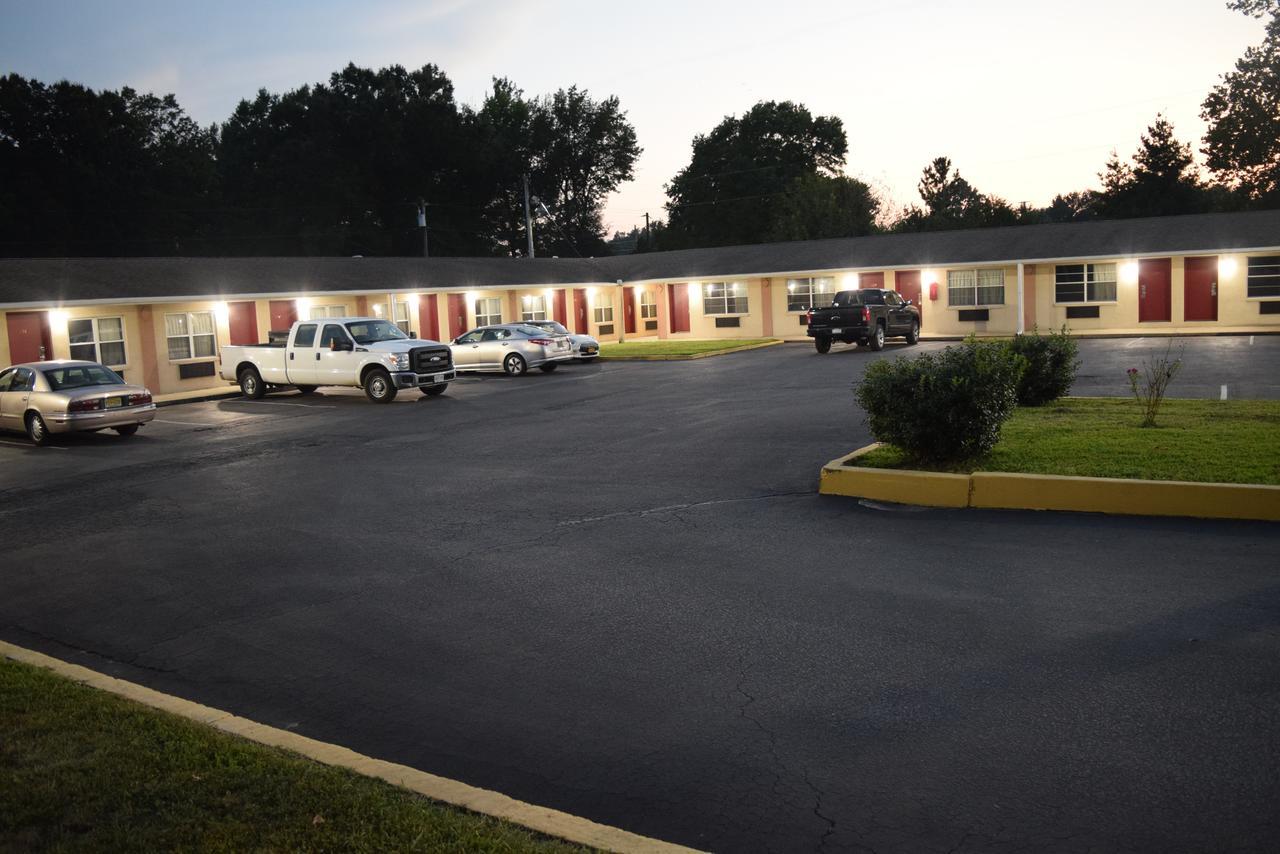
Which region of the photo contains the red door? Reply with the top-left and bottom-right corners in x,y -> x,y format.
268,299 -> 298,331
623,286 -> 636,334
1184,257 -> 1218,322
447,293 -> 467,340
227,301 -> 258,345
895,271 -> 922,322
418,294 -> 441,341
573,288 -> 590,334
859,272 -> 885,289
5,311 -> 53,363
668,284 -> 690,333
553,289 -> 568,326
1138,258 -> 1172,323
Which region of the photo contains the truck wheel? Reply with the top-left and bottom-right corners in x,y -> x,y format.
296,385 -> 318,395
364,369 -> 397,403
238,367 -> 266,399
539,362 -> 559,373
420,383 -> 448,397
814,337 -> 832,354
906,320 -> 920,345
25,412 -> 50,446
868,323 -> 886,351
114,424 -> 139,437
502,353 -> 527,376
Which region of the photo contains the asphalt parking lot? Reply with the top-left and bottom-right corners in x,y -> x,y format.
2,336 -> 1278,853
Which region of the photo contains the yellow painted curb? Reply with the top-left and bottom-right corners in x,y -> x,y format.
819,445 -> 1280,521
0,640 -> 703,854
970,471 -> 1280,521
599,339 -> 783,361
820,444 -> 970,508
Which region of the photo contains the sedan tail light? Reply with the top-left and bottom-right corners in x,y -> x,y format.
69,398 -> 104,412
129,392 -> 152,406
528,338 -> 554,346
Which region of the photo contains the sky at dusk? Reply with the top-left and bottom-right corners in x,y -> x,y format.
1,0 -> 1267,235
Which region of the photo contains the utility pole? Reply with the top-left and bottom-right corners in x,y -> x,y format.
417,199 -> 429,258
522,174 -> 535,258
643,212 -> 651,249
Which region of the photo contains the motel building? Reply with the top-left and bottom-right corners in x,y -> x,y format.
1,209 -> 1279,398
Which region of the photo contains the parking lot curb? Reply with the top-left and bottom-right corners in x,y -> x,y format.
154,387 -> 242,407
820,445 -> 1280,521
0,640 -> 704,854
599,339 -> 784,361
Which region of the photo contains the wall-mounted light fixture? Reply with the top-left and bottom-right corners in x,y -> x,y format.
1120,261 -> 1140,284
48,309 -> 69,328
296,297 -> 312,314
1219,257 -> 1238,279
213,301 -> 230,324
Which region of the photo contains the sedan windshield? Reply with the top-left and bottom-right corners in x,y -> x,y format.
43,365 -> 124,390
345,320 -> 407,345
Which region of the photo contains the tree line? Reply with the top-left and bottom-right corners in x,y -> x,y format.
2,1 -> 1277,259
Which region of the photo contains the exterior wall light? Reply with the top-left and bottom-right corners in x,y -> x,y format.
1219,257 -> 1238,278
48,309 -> 69,327
688,282 -> 699,297
213,301 -> 230,323
372,303 -> 383,316
408,294 -> 420,310
1120,261 -> 1140,283
843,272 -> 860,289
296,297 -> 312,314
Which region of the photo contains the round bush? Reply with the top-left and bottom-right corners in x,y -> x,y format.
855,341 -> 1026,464
1007,326 -> 1080,406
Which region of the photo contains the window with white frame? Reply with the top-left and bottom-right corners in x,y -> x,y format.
165,311 -> 216,361
309,304 -> 348,319
703,282 -> 748,315
947,269 -> 1005,307
785,277 -> 835,312
522,295 -> 548,322
640,290 -> 658,319
1247,256 -> 1280,298
1055,263 -> 1117,303
592,292 -> 614,324
68,316 -> 126,366
475,297 -> 502,326
393,300 -> 411,333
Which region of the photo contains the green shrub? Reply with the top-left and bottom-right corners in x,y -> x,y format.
1006,326 -> 1080,406
855,340 -> 1027,464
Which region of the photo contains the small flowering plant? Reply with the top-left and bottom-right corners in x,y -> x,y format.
1126,341 -> 1184,427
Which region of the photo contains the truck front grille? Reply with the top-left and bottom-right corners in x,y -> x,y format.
411,347 -> 452,373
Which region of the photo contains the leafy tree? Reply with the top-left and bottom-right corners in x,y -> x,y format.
1041,191 -> 1098,223
0,74 -> 217,256
894,157 -> 1017,231
1202,2 -> 1280,204
662,101 -> 866,248
476,80 -> 640,257
1094,115 -> 1210,218
766,174 -> 880,242
217,63 -> 488,256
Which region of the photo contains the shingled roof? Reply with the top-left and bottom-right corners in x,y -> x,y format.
2,209 -> 1279,307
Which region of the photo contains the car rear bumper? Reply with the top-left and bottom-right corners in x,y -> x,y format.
47,404 -> 157,434
392,369 -> 456,389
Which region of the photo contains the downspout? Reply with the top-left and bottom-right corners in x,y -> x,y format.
1016,263 -> 1025,335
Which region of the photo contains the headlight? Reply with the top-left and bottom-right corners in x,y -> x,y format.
385,353 -> 410,371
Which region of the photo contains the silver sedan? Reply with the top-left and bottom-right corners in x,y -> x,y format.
525,320 -> 600,360
449,324 -> 573,375
0,360 -> 156,445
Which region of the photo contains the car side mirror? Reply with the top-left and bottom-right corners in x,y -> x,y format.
331,339 -> 353,352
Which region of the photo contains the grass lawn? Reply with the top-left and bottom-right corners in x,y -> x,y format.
599,338 -> 776,357
853,398 -> 1280,485
0,657 -> 584,853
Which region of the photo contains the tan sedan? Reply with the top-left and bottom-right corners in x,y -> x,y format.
0,360 -> 156,445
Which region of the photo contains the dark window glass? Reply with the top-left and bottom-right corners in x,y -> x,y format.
43,365 -> 123,390
319,325 -> 349,349
293,324 -> 318,347
832,291 -> 864,306
0,369 -> 13,392
11,368 -> 35,392
1247,255 -> 1280,299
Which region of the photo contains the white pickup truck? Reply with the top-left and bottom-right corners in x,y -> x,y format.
220,317 -> 455,403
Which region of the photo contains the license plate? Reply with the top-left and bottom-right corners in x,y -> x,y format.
105,396 -> 125,409
831,328 -> 843,334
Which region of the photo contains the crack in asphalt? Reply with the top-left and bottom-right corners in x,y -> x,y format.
557,491 -> 812,528
7,622 -> 181,676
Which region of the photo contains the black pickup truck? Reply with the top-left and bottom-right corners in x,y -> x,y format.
805,288 -> 921,353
